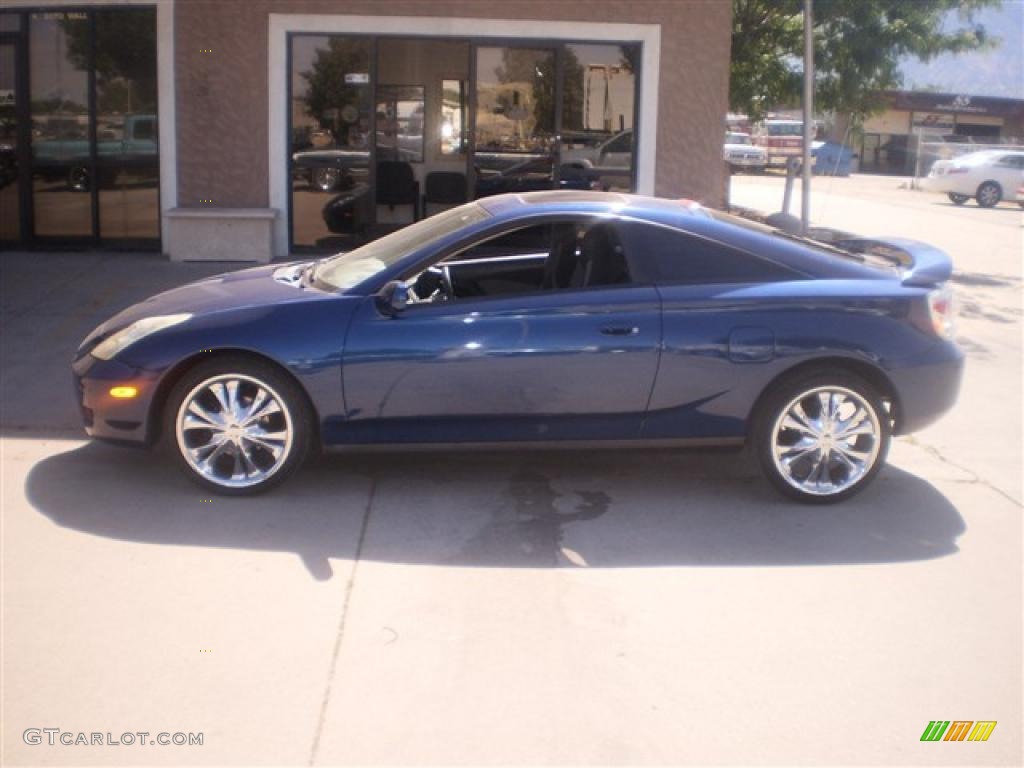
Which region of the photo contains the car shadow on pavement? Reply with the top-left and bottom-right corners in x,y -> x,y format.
26,442 -> 965,579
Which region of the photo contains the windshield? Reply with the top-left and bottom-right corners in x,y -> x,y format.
726,133 -> 751,145
766,122 -> 802,136
313,203 -> 491,291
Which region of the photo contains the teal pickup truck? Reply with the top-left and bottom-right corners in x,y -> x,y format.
32,113 -> 158,192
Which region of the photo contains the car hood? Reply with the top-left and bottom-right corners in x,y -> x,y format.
79,261 -> 324,351
724,143 -> 764,153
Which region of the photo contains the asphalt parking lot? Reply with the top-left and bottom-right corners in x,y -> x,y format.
1,174 -> 1021,766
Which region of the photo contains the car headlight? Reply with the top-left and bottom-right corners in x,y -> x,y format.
91,313 -> 192,360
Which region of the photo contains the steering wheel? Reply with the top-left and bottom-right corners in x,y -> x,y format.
409,266 -> 453,304
439,264 -> 455,301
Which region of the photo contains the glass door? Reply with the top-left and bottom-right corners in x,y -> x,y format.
0,39 -> 22,245
17,9 -> 160,248
29,12 -> 94,239
288,35 -> 374,251
471,45 -> 558,199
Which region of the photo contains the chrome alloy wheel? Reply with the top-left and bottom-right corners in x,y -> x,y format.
770,386 -> 882,497
174,374 -> 293,489
313,167 -> 340,192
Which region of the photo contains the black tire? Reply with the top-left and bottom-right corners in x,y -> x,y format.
947,192 -> 969,205
313,167 -> 340,192
754,370 -> 891,504
975,181 -> 1002,208
68,166 -> 91,192
162,356 -> 313,495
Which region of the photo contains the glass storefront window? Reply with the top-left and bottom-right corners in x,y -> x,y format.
289,35 -> 372,250
375,85 -> 424,163
473,46 -> 557,198
0,12 -> 20,32
95,8 -> 159,241
560,43 -> 637,192
440,79 -> 466,156
0,41 -> 20,243
286,35 -> 641,252
14,8 -> 160,246
30,12 -> 92,238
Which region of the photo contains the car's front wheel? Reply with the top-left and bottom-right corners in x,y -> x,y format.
755,371 -> 890,503
947,192 -> 969,205
976,181 -> 1002,208
164,357 -> 313,494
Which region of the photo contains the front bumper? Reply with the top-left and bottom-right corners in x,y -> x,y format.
72,353 -> 160,444
726,155 -> 766,168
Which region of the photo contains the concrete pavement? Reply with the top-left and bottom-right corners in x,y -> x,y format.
1,178 -> 1021,765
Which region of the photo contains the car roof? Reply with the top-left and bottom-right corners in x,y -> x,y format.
477,190 -> 701,224
955,149 -> 1024,162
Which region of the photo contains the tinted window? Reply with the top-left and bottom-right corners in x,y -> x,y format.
617,222 -> 802,285
407,218 -> 633,304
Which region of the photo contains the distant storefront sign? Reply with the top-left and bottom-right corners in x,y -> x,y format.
911,112 -> 955,132
890,90 -> 1024,119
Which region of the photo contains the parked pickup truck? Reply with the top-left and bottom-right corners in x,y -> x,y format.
32,113 -> 158,191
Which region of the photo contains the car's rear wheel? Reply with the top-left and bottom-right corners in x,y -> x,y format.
68,166 -> 90,192
164,357 -> 312,495
976,181 -> 1002,208
313,167 -> 340,192
755,371 -> 890,503
947,192 -> 968,205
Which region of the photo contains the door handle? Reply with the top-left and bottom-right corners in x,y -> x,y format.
600,326 -> 639,336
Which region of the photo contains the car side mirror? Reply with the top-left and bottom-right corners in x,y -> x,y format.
376,280 -> 409,317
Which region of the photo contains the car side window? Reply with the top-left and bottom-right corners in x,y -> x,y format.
604,132 -> 631,155
995,155 -> 1024,169
406,218 -> 634,305
616,221 -> 803,285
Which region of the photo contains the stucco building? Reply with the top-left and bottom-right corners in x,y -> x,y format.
0,0 -> 733,261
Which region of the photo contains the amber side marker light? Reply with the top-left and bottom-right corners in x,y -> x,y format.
109,386 -> 139,399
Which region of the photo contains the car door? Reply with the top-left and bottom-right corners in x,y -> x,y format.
336,221 -> 662,445
992,154 -> 1024,191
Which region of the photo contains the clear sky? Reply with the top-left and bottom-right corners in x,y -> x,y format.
899,1 -> 1024,99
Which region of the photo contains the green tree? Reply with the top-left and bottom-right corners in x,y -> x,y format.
61,11 -> 157,113
731,0 -> 1000,121
494,48 -> 587,134
300,38 -> 370,143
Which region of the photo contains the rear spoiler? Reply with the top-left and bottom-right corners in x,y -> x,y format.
834,237 -> 953,287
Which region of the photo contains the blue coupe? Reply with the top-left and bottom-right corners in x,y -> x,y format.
73,192 -> 963,502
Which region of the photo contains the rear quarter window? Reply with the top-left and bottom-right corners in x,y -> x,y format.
616,221 -> 805,285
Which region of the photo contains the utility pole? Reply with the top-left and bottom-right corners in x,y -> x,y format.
801,0 -> 813,234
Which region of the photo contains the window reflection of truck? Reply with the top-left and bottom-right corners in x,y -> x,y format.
752,119 -> 803,167
32,114 -> 157,192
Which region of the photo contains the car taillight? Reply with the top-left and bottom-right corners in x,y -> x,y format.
925,285 -> 957,340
